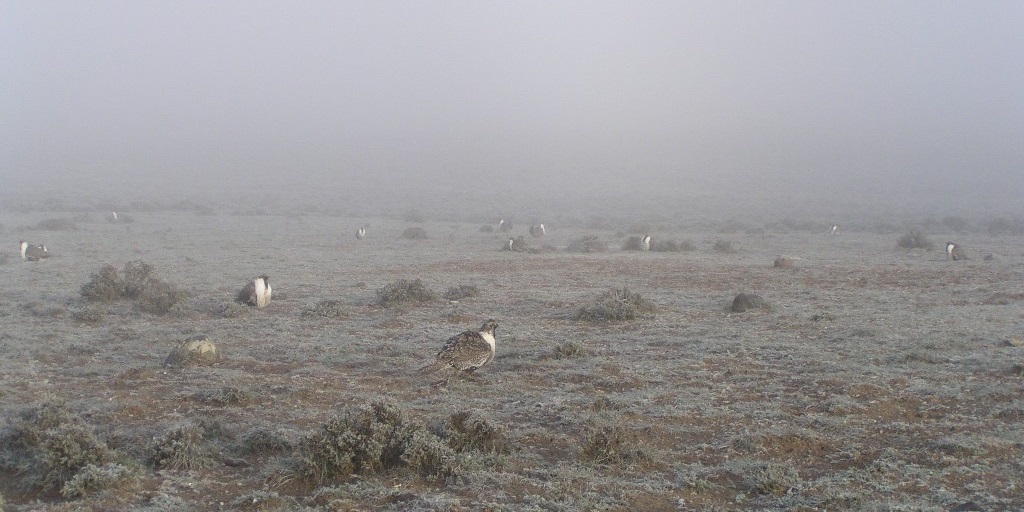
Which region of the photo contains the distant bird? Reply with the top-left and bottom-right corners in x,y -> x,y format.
108,211 -> 118,223
420,319 -> 499,384
830,224 -> 840,235
505,238 -> 514,251
19,241 -> 50,261
640,235 -> 651,251
237,275 -> 272,307
356,227 -> 367,240
530,223 -> 546,237
498,219 -> 512,233
946,242 -> 966,261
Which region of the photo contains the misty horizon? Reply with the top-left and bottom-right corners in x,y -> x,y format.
2,2 -> 1022,215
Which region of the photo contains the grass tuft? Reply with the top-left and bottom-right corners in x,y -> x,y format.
302,299 -> 348,319
441,411 -> 509,454
566,235 -> 608,253
581,424 -> 648,465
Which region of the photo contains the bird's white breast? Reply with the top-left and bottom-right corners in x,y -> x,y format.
479,331 -> 496,352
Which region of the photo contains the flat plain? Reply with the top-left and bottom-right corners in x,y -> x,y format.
1,206 -> 1022,511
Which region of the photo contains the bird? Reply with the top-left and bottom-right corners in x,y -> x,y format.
830,224 -> 840,235
19,241 -> 50,261
640,235 -> 651,251
356,227 -> 367,240
946,242 -> 966,261
237,275 -> 272,307
108,211 -> 118,223
498,219 -> 512,233
530,223 -> 546,237
420,319 -> 499,385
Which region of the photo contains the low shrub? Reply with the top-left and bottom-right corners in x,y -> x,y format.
441,411 -> 508,454
400,227 -> 428,239
581,424 -> 648,465
443,284 -> 480,301
150,424 -> 210,470
566,235 -> 608,253
651,239 -> 695,252
376,279 -> 437,307
302,299 -> 348,319
712,240 -> 736,253
136,279 -> 187,315
60,462 -> 139,498
575,287 -> 655,322
553,341 -> 589,359
1,399 -> 114,491
296,400 -> 419,485
896,230 -> 933,249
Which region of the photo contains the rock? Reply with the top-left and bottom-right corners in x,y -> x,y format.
164,335 -> 220,367
984,253 -> 998,262
731,293 -> 769,313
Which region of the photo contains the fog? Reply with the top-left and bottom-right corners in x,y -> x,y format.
2,1 -> 1022,217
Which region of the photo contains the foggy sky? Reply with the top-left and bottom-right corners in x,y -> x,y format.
2,1 -> 1022,209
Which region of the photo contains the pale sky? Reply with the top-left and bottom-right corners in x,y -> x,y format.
2,1 -> 1022,207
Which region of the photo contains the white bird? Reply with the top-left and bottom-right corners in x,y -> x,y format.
237,275 -> 272,307
498,219 -> 512,233
356,227 -> 367,240
640,235 -> 651,251
530,223 -> 546,237
420,319 -> 499,384
830,224 -> 840,235
19,241 -> 50,261
109,211 -> 119,223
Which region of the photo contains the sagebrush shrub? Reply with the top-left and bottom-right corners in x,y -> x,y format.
376,279 -> 437,307
575,287 -> 655,322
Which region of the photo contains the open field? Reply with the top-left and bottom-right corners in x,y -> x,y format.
1,207 -> 1023,511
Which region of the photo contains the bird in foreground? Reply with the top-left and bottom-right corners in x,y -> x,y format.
19,241 -> 50,261
420,319 -> 499,385
530,223 -> 546,237
237,275 -> 272,307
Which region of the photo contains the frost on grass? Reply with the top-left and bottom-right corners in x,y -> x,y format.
376,279 -> 437,307
575,287 -> 655,322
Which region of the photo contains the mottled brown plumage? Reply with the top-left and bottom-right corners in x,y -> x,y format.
420,319 -> 499,383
